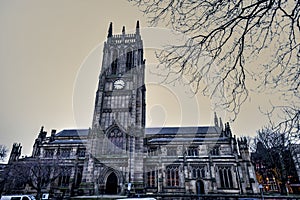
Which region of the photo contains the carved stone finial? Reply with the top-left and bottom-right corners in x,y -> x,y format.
136,20 -> 140,34
219,117 -> 223,130
122,26 -> 125,34
214,112 -> 219,127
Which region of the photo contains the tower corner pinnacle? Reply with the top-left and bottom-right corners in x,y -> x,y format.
122,26 -> 125,34
136,20 -> 140,34
107,22 -> 113,38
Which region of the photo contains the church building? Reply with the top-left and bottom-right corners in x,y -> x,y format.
3,21 -> 258,197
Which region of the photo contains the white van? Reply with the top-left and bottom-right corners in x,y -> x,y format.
0,195 -> 36,200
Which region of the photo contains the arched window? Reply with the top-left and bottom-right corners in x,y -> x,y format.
166,165 -> 180,187
218,166 -> 234,188
107,128 -> 124,154
126,50 -> 133,71
146,167 -> 157,188
210,146 -> 220,155
191,165 -> 206,178
187,147 -> 199,156
111,49 -> 118,75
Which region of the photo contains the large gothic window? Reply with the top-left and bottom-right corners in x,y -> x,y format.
107,128 -> 124,154
218,166 -> 234,188
166,165 -> 180,187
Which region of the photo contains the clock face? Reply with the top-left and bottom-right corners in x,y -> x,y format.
114,79 -> 125,89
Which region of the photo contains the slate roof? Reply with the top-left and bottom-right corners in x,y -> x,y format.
55,129 -> 89,137
148,137 -> 227,143
145,126 -> 221,135
50,140 -> 87,144
54,126 -> 221,138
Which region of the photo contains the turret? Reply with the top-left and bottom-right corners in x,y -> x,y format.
232,135 -> 238,154
214,112 -> 219,127
219,117 -> 224,130
224,122 -> 232,137
8,143 -> 22,164
238,137 -> 250,160
32,126 -> 47,157
50,129 -> 56,142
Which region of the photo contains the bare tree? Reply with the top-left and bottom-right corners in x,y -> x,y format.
253,126 -> 299,194
0,145 -> 8,161
2,157 -> 65,200
129,0 -> 299,121
1,160 -> 30,195
28,158 -> 63,200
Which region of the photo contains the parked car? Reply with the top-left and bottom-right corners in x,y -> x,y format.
0,195 -> 36,200
41,194 -> 49,200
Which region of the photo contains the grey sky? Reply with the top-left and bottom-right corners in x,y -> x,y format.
0,0 -> 273,158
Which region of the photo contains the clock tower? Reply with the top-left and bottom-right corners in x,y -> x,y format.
82,21 -> 146,195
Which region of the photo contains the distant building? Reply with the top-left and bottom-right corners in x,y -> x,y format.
290,144 -> 300,193
251,142 -> 300,194
2,21 -> 258,197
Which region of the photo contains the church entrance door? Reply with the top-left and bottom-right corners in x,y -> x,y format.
196,180 -> 205,195
105,172 -> 118,194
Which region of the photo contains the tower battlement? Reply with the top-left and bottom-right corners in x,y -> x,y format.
106,21 -> 141,45
108,33 -> 140,44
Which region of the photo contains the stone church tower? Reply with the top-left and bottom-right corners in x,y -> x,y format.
81,21 -> 146,195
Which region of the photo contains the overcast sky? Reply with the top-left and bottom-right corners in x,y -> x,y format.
0,0 -> 277,158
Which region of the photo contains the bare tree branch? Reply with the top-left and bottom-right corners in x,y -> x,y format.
129,0 -> 300,122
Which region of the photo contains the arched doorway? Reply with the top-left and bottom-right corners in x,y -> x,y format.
106,172 -> 118,194
196,180 -> 205,195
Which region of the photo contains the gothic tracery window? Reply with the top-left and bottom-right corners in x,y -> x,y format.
218,166 -> 234,188
146,167 -> 157,187
166,165 -> 180,187
107,128 -> 124,154
191,165 -> 206,179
